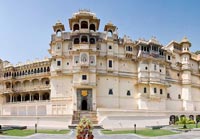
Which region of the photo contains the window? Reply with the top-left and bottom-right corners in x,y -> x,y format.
81,36 -> 88,43
90,38 -> 95,44
109,89 -> 113,95
108,45 -> 112,49
160,89 -> 163,95
154,64 -> 157,71
73,24 -> 79,31
89,24 -> 96,31
178,94 -> 181,99
74,38 -> 79,44
127,90 -> 131,96
167,93 -> 170,99
45,80 -> 49,85
177,73 -> 180,77
97,45 -> 101,50
74,56 -> 79,64
56,30 -> 61,36
108,30 -> 112,37
57,61 -> 61,66
154,88 -> 157,93
160,69 -> 162,72
145,67 -> 148,70
81,21 -> 88,29
81,53 -> 88,63
168,55 -> 171,60
144,87 -> 147,93
57,43 -> 61,50
67,62 -> 69,65
108,60 -> 112,68
82,75 -> 87,80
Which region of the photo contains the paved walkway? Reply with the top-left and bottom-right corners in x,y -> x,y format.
0,129 -> 200,139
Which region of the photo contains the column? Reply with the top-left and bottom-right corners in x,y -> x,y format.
29,93 -> 32,101
39,92 -> 41,101
73,88 -> 77,111
9,94 -> 12,102
92,87 -> 97,111
21,94 -> 23,102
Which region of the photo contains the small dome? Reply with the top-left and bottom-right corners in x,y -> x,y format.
180,36 -> 191,46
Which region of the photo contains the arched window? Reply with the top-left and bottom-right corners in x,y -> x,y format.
154,88 -> 157,93
108,89 -> 113,95
25,94 -> 30,101
43,93 -> 50,100
41,67 -> 43,72
178,94 -> 181,99
89,24 -> 95,31
73,24 -> 79,31
47,67 -> 50,72
108,30 -> 112,37
74,38 -> 79,44
108,45 -> 112,49
81,21 -> 88,29
127,90 -> 131,96
17,95 -> 21,102
167,93 -> 170,98
31,69 -> 33,74
160,89 -> 163,94
56,30 -> 62,36
44,67 -> 47,72
90,38 -> 95,44
144,87 -> 147,93
81,36 -> 88,43
37,68 -> 40,73
34,69 -> 37,74
33,93 -> 39,101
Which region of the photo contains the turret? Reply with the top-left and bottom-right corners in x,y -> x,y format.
53,20 -> 65,36
180,37 -> 191,52
68,9 -> 100,32
104,22 -> 118,38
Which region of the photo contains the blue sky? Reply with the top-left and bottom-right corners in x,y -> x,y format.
0,0 -> 200,64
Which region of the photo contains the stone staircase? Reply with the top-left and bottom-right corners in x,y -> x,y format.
72,111 -> 98,124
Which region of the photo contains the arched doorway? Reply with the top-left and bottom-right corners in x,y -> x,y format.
81,100 -> 88,110
169,115 -> 176,125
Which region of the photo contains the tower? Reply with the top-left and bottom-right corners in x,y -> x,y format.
180,37 -> 193,111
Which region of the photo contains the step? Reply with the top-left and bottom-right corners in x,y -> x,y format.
68,124 -> 103,129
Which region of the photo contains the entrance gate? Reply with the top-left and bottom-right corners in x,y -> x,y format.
77,89 -> 92,111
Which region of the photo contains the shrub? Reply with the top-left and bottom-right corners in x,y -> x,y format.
187,120 -> 195,124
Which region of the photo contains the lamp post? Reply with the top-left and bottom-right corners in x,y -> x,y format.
134,124 -> 136,133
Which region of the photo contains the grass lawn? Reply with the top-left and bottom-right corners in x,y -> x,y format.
2,129 -> 70,136
135,129 -> 177,137
102,129 -> 177,137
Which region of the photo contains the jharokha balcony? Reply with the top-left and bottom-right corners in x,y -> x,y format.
2,84 -> 50,93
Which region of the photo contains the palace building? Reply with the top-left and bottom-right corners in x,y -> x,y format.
0,10 -> 200,128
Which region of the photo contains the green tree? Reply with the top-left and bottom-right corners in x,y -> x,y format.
194,50 -> 200,55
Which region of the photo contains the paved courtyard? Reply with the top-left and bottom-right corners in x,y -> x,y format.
0,130 -> 200,139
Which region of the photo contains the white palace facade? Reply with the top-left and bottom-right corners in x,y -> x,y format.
0,10 -> 200,128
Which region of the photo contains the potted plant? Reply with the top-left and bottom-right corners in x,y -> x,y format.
76,117 -> 94,139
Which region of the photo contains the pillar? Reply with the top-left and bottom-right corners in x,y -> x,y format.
73,88 -> 77,111
9,94 -> 12,102
92,87 -> 97,111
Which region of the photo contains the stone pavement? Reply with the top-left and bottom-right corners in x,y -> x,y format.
0,129 -> 200,139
